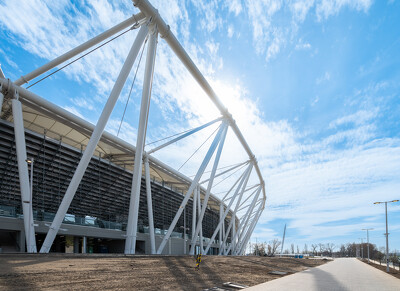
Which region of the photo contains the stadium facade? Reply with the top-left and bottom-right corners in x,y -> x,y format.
0,0 -> 266,255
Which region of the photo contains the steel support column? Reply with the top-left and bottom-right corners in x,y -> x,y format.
82,236 -> 87,253
156,121 -> 226,254
197,185 -> 204,254
239,203 -> 263,255
232,218 -> 235,255
125,26 -> 158,254
204,164 -> 252,254
144,156 -> 156,254
233,187 -> 262,255
12,97 -> 37,252
219,203 -> 223,253
220,164 -> 253,255
191,189 -> 197,243
40,25 -> 149,253
189,121 -> 228,255
233,193 -> 262,255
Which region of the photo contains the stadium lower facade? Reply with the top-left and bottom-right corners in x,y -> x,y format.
0,118 -> 232,254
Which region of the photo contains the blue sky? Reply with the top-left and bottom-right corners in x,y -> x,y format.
1,0 -> 400,253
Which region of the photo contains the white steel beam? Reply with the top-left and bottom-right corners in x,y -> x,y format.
220,164 -> 253,255
221,167 -> 249,202
204,164 -> 252,255
40,25 -> 149,253
235,200 -> 261,246
200,161 -> 248,185
147,117 -> 223,155
156,120 -> 226,254
231,187 -> 262,255
237,184 -> 260,209
14,13 -> 146,86
219,203 -> 223,253
223,183 -> 259,202
232,217 -> 236,255
189,121 -> 228,255
131,0 -> 266,206
197,186 -> 204,254
241,201 -> 263,254
125,26 -> 158,254
11,96 -> 37,253
144,156 -> 156,254
239,202 -> 263,255
0,65 -> 5,78
191,188 -> 197,243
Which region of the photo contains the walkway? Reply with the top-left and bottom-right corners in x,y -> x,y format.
246,258 -> 399,290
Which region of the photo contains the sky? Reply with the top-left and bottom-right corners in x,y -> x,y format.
1,0 -> 400,253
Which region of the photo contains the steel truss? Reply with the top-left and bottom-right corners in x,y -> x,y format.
0,0 -> 266,255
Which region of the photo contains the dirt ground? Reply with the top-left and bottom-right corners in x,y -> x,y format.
0,254 -> 327,291
360,259 -> 400,280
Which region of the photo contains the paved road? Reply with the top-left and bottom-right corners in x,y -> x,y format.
246,258 -> 400,290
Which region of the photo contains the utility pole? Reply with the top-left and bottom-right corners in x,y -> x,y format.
374,200 -> 399,272
362,228 -> 373,264
358,238 -> 364,259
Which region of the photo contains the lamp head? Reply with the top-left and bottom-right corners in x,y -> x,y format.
373,202 -> 381,204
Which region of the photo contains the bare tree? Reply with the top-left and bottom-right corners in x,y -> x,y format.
304,244 -> 308,254
291,243 -> 295,254
325,243 -> 336,257
311,244 -> 318,255
253,242 -> 266,256
266,239 -> 281,256
318,243 -> 325,256
339,244 -> 346,257
297,245 -> 300,254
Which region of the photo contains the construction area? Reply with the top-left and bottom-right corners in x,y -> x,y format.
0,254 -> 326,290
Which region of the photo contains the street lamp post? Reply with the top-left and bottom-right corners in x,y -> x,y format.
358,238 -> 365,259
180,207 -> 190,255
26,157 -> 34,252
362,228 -> 373,264
374,199 -> 399,272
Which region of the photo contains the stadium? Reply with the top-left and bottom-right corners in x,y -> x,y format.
0,0 -> 265,255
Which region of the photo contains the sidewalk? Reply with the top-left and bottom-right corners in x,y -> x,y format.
246,258 -> 400,290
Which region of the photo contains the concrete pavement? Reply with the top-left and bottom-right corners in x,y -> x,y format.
246,258 -> 400,290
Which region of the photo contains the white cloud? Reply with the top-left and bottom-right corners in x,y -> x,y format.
329,109 -> 378,128
106,118 -> 137,145
311,96 -> 319,106
316,0 -> 373,21
295,38 -> 312,50
244,0 -> 373,62
227,25 -> 234,38
226,0 -> 243,16
316,71 -> 331,84
190,0 -> 223,33
62,106 -> 84,119
290,0 -> 315,22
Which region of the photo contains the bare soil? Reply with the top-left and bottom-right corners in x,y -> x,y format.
0,254 -> 327,290
360,259 -> 400,280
